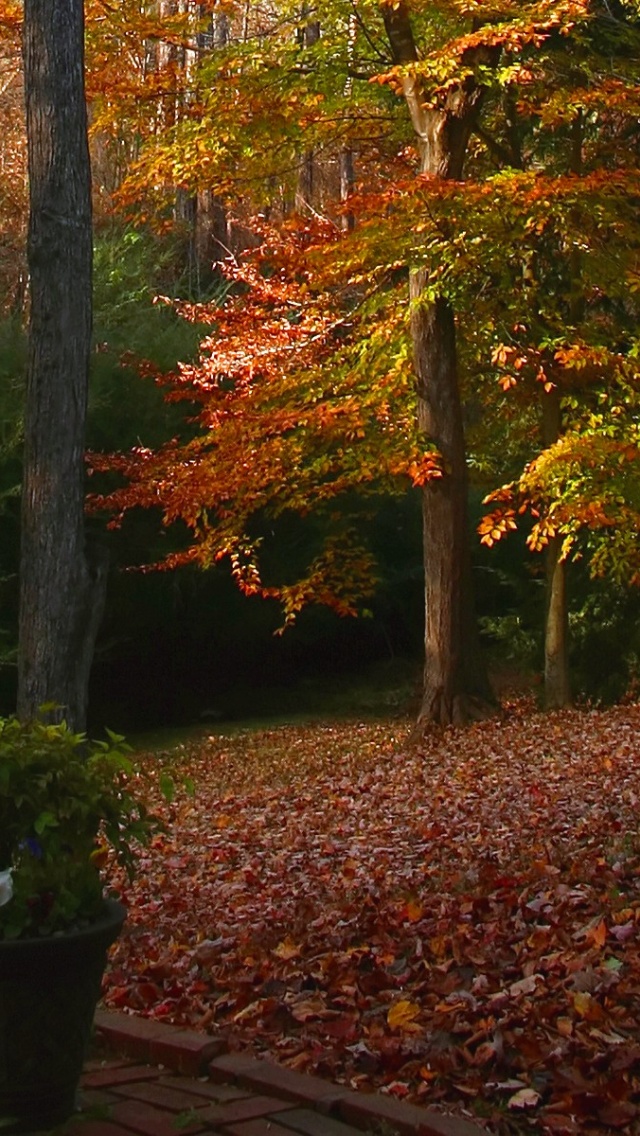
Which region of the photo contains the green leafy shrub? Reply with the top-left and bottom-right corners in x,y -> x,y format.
0,716 -> 162,940
569,582 -> 640,705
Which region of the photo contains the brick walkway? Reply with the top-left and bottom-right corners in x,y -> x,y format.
43,1009 -> 488,1136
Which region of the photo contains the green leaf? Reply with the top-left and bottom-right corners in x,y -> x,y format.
34,810 -> 59,835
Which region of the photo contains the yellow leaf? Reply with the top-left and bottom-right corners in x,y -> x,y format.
273,936 -> 300,960
90,844 -> 110,869
573,991 -> 604,1021
387,1000 -> 421,1031
428,935 -> 448,959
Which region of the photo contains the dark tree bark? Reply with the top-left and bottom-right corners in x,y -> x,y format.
18,0 -> 106,732
382,3 -> 496,728
411,288 -> 494,727
541,386 -> 570,710
540,111 -> 584,710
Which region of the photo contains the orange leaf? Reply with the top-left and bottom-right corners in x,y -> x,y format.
587,918 -> 608,949
404,900 -> 424,923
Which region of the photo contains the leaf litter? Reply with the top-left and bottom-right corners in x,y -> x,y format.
103,698 -> 640,1134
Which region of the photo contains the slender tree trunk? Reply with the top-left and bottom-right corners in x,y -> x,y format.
295,13 -> 320,213
544,535 -> 569,708
541,386 -> 570,709
173,6 -> 234,284
340,148 -> 355,232
340,14 -> 357,232
382,3 -> 495,728
193,10 -> 232,276
540,111 -> 584,710
18,0 -> 106,732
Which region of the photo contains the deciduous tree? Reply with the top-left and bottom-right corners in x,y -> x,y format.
87,0 -> 640,723
18,0 -> 106,731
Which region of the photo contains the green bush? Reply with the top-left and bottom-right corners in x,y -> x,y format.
569,581 -> 640,705
0,717 -> 162,940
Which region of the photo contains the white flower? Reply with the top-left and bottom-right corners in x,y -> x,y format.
0,868 -> 13,907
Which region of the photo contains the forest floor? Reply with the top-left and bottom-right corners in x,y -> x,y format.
103,694 -> 640,1136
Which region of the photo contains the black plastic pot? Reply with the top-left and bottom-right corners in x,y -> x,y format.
0,898 -> 125,1133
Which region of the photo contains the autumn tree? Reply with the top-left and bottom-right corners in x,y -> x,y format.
85,0 -> 264,274
18,0 -> 105,731
86,0 -> 640,721
88,1 -> 497,728
475,1 -> 640,704
379,2 -> 499,727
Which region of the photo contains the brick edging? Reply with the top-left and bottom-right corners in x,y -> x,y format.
93,1008 -> 226,1076
93,1009 -> 488,1136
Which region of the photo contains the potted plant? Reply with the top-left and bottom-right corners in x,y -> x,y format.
0,715 -> 163,1133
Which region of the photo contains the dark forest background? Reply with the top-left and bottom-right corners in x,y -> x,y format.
1,224 -> 637,731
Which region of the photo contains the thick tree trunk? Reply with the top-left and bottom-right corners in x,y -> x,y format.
383,3 -> 496,728
18,0 -> 105,732
412,288 -> 494,727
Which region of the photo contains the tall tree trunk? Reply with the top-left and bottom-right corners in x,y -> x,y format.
339,13 -> 357,232
18,0 -> 106,732
295,12 -> 320,213
412,289 -> 493,726
194,10 -> 232,277
541,387 -> 570,708
544,536 -> 569,709
382,3 -> 495,728
541,111 -> 583,710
